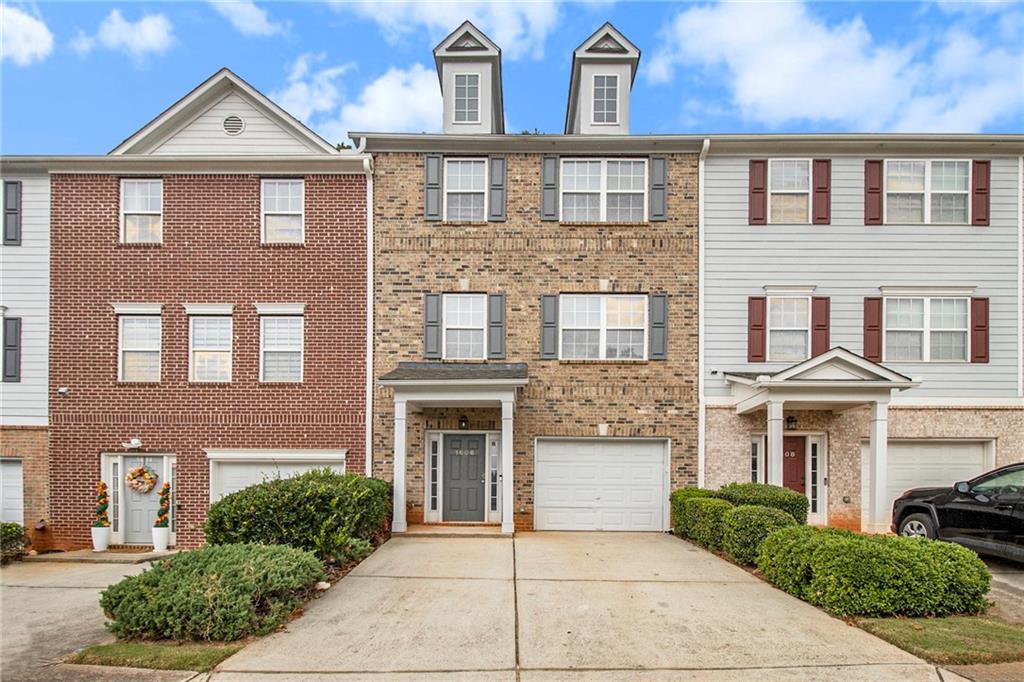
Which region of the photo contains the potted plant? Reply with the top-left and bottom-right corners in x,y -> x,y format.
91,481 -> 110,552
152,482 -> 171,551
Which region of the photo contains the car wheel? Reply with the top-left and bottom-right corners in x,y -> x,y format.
899,513 -> 936,539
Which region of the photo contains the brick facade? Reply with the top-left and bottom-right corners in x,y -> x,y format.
0,426 -> 51,549
49,173 -> 367,549
371,152 -> 700,529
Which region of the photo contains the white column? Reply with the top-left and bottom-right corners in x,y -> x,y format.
869,399 -> 890,533
766,400 -> 784,486
392,399 -> 408,533
501,400 -> 515,534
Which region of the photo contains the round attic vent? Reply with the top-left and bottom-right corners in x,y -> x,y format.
222,115 -> 245,136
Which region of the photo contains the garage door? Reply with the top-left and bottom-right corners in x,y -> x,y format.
534,439 -> 668,531
861,440 -> 990,527
0,459 -> 25,525
210,458 -> 345,501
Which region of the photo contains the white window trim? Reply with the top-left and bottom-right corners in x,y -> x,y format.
260,178 -> 305,244
882,296 -> 971,363
183,303 -> 234,316
120,178 -> 163,244
118,314 -> 161,383
189,315 -> 233,383
766,295 -> 811,363
559,158 -> 648,223
557,293 -> 649,361
452,73 -> 481,125
591,73 -> 619,126
442,158 -> 488,222
259,315 -> 304,383
441,293 -> 488,360
767,159 -> 812,225
883,159 -> 972,226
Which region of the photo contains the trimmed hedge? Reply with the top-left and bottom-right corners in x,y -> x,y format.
755,525 -> 853,599
1,522 -> 30,565
100,544 -> 324,641
670,487 -> 715,538
721,505 -> 797,565
713,483 -> 809,525
683,497 -> 733,550
204,470 -> 390,563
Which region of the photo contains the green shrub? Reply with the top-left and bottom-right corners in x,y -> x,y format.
100,544 -> 324,641
683,497 -> 733,550
722,505 -> 797,565
756,525 -> 852,599
1,522 -> 31,564
204,469 -> 390,563
714,483 -> 809,524
670,488 -> 715,538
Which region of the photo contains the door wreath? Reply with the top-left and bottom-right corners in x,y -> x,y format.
125,466 -> 158,493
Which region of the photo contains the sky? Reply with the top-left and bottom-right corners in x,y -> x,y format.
1,1 -> 1023,154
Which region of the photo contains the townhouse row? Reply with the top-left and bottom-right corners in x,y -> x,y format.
1,21 -> 1022,549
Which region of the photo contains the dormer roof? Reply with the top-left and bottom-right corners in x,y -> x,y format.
565,22 -> 641,134
432,20 -> 504,134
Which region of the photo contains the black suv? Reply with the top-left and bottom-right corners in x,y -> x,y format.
892,462 -> 1024,562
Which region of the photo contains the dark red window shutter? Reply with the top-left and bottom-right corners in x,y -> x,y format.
811,297 -> 830,357
747,296 -> 766,362
970,297 -> 989,363
812,160 -> 831,225
749,160 -> 767,225
863,297 -> 882,361
971,160 -> 990,226
864,160 -> 883,225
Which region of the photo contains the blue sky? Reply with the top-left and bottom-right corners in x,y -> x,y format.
2,1 -> 1022,154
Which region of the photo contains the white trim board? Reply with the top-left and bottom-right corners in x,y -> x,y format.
204,449 -> 347,460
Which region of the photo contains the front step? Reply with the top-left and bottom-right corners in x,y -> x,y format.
402,524 -> 512,538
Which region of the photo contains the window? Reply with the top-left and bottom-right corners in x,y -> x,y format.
442,293 -> 486,359
121,179 -> 162,243
885,160 -> 970,224
972,467 -> 1024,495
453,73 -> 480,123
190,316 -> 232,382
767,297 -> 810,362
768,160 -> 810,224
884,297 -> 968,362
559,294 -> 647,360
750,436 -> 763,484
560,158 -> 646,222
260,316 -> 303,382
119,316 -> 161,382
262,179 -> 304,243
593,74 -> 618,124
444,159 -> 487,222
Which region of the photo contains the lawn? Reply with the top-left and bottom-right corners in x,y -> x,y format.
858,616 -> 1024,666
68,641 -> 243,672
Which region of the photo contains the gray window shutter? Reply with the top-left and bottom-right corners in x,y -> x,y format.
488,156 -> 506,222
649,156 -> 667,222
540,155 -> 559,221
3,317 -> 21,382
487,294 -> 506,359
540,295 -> 558,359
4,181 -> 22,245
424,294 -> 441,358
424,155 -> 443,221
649,294 -> 668,360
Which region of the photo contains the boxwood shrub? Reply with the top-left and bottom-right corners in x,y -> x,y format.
204,470 -> 390,563
722,505 -> 797,565
100,544 -> 324,641
683,497 -> 733,550
713,483 -> 809,524
755,525 -> 854,599
669,488 -> 715,538
1,522 -> 31,565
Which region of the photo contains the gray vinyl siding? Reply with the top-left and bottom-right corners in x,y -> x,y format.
704,155 -> 1020,399
0,173 -> 49,423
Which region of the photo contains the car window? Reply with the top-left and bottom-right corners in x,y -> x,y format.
973,468 -> 1024,496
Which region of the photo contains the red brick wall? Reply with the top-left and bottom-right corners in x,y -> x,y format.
49,173 -> 367,548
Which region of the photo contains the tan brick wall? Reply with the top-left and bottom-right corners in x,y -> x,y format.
372,152 -> 700,529
0,426 -> 51,549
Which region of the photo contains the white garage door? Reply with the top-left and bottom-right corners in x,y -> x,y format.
0,459 -> 25,525
861,440 -> 990,527
210,458 -> 345,501
535,439 -> 668,531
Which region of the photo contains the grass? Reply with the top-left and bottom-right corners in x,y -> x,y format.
858,616 -> 1024,666
68,641 -> 244,672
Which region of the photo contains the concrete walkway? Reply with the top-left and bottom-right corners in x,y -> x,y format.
213,532 -> 960,681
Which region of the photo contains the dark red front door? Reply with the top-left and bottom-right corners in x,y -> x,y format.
783,436 -> 806,494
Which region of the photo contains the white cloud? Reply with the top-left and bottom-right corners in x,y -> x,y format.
323,63 -> 443,141
208,0 -> 287,37
271,53 -> 353,123
331,1 -> 559,60
71,9 -> 175,60
0,4 -> 54,66
646,2 -> 1024,132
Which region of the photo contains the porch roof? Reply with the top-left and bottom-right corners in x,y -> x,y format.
379,362 -> 529,386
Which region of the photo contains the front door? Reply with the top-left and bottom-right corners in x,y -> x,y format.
123,455 -> 164,544
783,436 -> 806,494
443,434 -> 485,522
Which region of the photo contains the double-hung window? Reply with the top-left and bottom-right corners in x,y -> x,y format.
260,315 -> 303,382
884,297 -> 968,362
444,159 -> 487,221
121,179 -> 163,243
559,294 -> 646,360
593,74 -> 618,124
262,179 -> 304,243
560,158 -> 646,222
453,73 -> 480,123
190,316 -> 232,382
767,296 -> 810,362
885,160 -> 970,224
119,316 -> 161,382
442,293 -> 486,359
768,160 -> 810,224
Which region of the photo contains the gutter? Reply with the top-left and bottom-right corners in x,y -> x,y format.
0,155 -> 371,174
697,138 -> 710,489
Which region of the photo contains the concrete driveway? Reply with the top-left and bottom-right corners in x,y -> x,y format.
214,532 -> 955,681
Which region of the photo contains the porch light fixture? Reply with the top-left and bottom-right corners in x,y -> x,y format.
458,415 -> 469,430
786,416 -> 797,430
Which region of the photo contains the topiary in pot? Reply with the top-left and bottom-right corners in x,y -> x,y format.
152,483 -> 171,551
91,481 -> 111,552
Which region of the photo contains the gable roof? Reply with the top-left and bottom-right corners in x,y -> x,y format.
109,67 -> 338,156
432,20 -> 505,135
725,347 -> 915,387
565,22 -> 641,134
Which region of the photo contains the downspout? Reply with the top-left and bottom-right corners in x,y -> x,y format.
698,138 -> 710,488
363,139 -> 375,477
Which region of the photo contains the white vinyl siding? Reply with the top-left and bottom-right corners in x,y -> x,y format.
885,160 -> 970,225
261,179 -> 304,244
453,74 -> 480,124
767,296 -> 810,362
560,159 -> 647,223
559,294 -> 647,361
768,159 -> 810,224
190,316 -> 232,382
260,316 -> 303,382
884,296 -> 969,363
119,316 -> 161,382
443,159 -> 487,222
592,75 -> 618,124
121,179 -> 163,244
442,293 -> 487,360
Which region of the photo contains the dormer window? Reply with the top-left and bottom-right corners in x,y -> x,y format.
593,75 -> 618,125
454,74 -> 480,124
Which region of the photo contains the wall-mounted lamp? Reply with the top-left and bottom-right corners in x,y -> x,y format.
458,415 -> 469,430
57,387 -> 71,396
786,416 -> 797,430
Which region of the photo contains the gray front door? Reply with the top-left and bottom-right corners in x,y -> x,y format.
443,434 -> 486,522
124,456 -> 163,544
